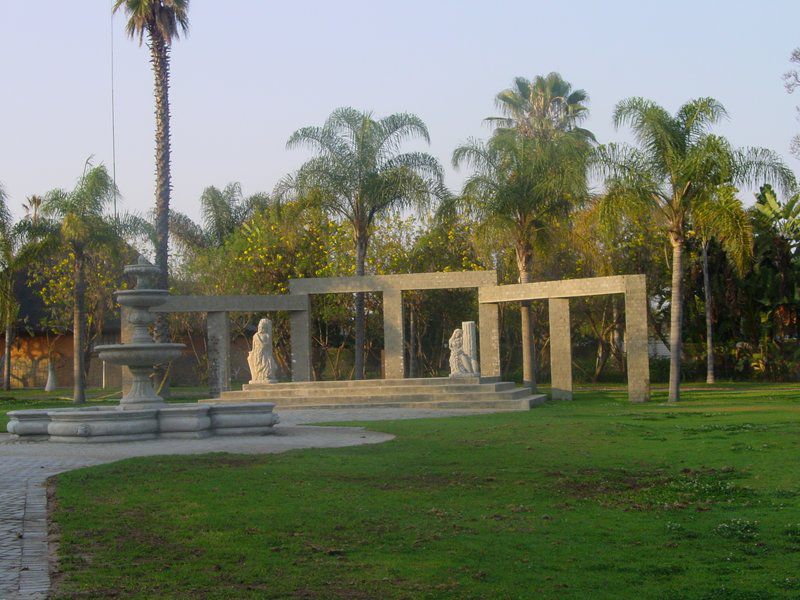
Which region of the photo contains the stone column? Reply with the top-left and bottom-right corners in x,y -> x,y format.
383,288 -> 404,379
548,298 -> 572,400
207,311 -> 230,398
478,301 -> 501,381
121,305 -> 133,396
461,321 -> 479,374
624,275 -> 650,402
290,295 -> 312,382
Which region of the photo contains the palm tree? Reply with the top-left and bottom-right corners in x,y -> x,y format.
487,72 -> 595,143
170,182 -> 270,254
39,164 -> 119,403
596,97 -> 795,402
0,183 -> 14,389
451,128 -> 590,389
112,0 -> 189,343
283,107 -> 445,379
479,73 -> 594,389
692,185 -> 753,384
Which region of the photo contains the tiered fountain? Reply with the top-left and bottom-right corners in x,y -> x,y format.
7,257 -> 279,442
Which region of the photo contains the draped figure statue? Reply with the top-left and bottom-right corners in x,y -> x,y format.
448,327 -> 479,377
248,318 -> 278,383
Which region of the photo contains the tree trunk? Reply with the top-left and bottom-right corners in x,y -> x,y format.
3,319 -> 13,391
73,248 -> 87,404
516,247 -> 536,391
151,31 -> 173,395
668,236 -> 684,402
701,241 -> 715,384
354,232 -> 368,380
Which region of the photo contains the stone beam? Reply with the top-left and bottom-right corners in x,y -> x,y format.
548,298 -> 572,400
290,271 -> 497,295
207,312 -> 231,397
290,295 -> 312,382
152,295 -> 308,313
479,275 -> 628,303
624,275 -> 650,402
382,289 -> 405,379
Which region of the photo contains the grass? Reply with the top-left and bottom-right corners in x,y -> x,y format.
42,385 -> 800,598
0,386 -> 210,430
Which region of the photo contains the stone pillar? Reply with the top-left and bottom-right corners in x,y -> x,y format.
207,311 -> 230,398
121,305 -> 133,396
478,302 -> 501,381
461,321 -> 479,374
290,295 -> 312,382
624,275 -> 650,402
383,288 -> 404,379
548,298 -> 572,400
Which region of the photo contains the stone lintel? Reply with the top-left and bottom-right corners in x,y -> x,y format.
289,270 -> 497,295
152,295 -> 308,313
479,275 -> 631,303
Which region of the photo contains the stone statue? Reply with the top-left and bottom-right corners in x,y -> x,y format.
248,318 -> 278,383
448,326 -> 478,377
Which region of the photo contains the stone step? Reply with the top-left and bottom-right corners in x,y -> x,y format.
223,381 -> 517,399
272,394 -> 547,411
217,388 -> 533,406
241,376 -> 481,392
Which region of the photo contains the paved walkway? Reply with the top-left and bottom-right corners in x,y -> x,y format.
0,407 -> 489,599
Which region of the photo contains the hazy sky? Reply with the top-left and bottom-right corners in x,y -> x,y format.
1,0 -> 799,222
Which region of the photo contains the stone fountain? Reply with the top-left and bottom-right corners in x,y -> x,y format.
96,256 -> 184,410
7,257 -> 278,442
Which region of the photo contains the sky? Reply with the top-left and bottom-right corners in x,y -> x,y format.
1,0 -> 799,222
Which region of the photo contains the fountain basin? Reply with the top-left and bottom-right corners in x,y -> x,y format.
7,403 -> 279,442
114,289 -> 170,309
95,343 -> 184,367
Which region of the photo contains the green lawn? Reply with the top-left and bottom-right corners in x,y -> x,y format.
45,385 -> 800,598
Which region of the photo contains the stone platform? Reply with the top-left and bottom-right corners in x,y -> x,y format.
217,377 -> 545,410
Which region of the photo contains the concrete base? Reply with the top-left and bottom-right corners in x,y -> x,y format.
220,377 -> 545,411
6,403 -> 279,443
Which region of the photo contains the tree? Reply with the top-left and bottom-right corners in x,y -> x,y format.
283,107 -> 445,379
451,127 -> 590,389
39,164 -> 120,403
479,73 -> 594,388
596,97 -> 795,401
692,185 -> 753,383
783,48 -> 800,160
170,182 -> 270,256
487,72 -> 595,143
0,183 -> 13,389
112,0 -> 189,347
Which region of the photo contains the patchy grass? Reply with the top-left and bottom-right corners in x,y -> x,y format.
51,385 -> 800,599
0,387 -> 209,430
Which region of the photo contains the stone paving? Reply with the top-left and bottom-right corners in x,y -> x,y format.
0,407 -> 488,599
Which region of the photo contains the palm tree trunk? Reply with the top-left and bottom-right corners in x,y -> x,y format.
354,232 -> 368,380
151,31 -> 173,395
516,247 -> 536,391
3,319 -> 13,391
701,241 -> 715,384
73,247 -> 87,404
668,236 -> 684,402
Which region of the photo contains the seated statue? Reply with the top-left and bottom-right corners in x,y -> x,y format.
448,328 -> 478,377
248,318 -> 278,383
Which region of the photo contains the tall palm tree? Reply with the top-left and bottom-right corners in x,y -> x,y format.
480,73 -> 594,389
283,107 -> 445,379
487,72 -> 595,143
112,0 -> 189,345
596,97 -> 795,402
692,185 -> 753,384
39,164 -> 119,403
0,183 -> 14,389
451,128 -> 590,389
